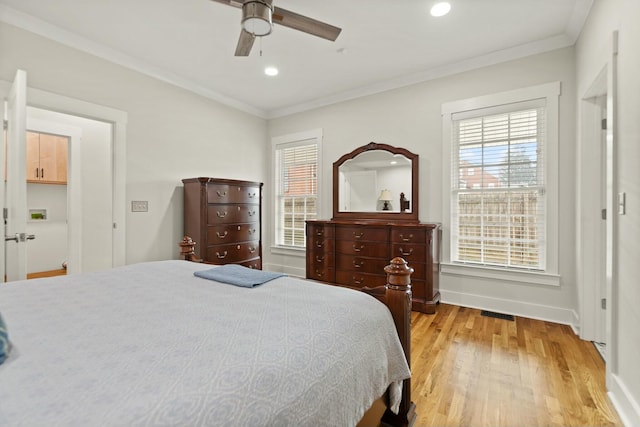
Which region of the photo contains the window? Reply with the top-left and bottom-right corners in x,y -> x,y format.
442,83 -> 560,281
272,130 -> 322,249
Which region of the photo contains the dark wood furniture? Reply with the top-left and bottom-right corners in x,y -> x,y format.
306,220 -> 440,314
182,177 -> 262,269
306,142 -> 441,314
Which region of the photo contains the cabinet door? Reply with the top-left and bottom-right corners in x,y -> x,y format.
26,131 -> 40,181
38,134 -> 68,184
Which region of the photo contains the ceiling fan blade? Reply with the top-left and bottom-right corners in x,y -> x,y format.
209,0 -> 244,8
272,6 -> 341,41
235,29 -> 256,56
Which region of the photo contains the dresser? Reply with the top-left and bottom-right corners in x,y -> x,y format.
306,220 -> 440,313
183,177 -> 262,269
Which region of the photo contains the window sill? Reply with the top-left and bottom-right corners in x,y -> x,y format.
440,262 -> 560,287
270,245 -> 306,257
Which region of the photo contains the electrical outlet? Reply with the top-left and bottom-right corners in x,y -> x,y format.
131,200 -> 148,212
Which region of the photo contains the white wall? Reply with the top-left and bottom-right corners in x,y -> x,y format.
26,183 -> 67,273
576,1 -> 640,425
0,21 -> 268,265
267,47 -> 577,326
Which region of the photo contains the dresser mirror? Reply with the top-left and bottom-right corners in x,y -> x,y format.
332,142 -> 419,222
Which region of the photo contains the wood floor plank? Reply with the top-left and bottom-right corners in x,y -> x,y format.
410,304 -> 622,427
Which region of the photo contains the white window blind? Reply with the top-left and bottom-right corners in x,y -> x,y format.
275,141 -> 318,247
451,101 -> 546,270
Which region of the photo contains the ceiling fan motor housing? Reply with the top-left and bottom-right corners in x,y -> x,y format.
241,0 -> 273,36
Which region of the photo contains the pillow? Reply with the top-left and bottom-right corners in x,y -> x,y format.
0,312 -> 9,364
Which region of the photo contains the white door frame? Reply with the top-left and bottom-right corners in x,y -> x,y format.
577,32 -> 619,384
24,87 -> 127,268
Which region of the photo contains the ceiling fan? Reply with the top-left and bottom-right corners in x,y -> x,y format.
210,0 -> 342,56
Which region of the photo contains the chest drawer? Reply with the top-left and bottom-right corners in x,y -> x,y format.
207,205 -> 259,224
308,266 -> 335,282
336,240 -> 389,258
206,241 -> 260,263
309,251 -> 335,268
207,224 -> 259,244
336,226 -> 388,242
207,184 -> 261,204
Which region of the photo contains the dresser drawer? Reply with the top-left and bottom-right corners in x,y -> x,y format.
207,205 -> 259,224
238,258 -> 262,270
307,223 -> 334,239
391,242 -> 427,261
207,183 -> 261,204
335,271 -> 388,289
336,255 -> 388,274
391,228 -> 427,244
336,226 -> 388,242
207,223 -> 259,244
309,237 -> 334,251
308,266 -> 335,282
206,241 -> 260,263
336,239 -> 389,258
309,251 -> 335,268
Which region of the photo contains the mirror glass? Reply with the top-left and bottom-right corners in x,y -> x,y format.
332,142 -> 419,222
338,150 -> 412,212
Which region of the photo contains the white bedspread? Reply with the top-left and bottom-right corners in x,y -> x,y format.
0,260 -> 410,427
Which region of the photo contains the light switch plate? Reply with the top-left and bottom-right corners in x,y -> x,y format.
131,200 -> 148,212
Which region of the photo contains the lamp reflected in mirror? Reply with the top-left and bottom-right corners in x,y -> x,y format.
379,189 -> 392,211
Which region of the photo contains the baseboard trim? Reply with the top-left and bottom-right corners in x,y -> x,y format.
440,289 -> 579,328
608,373 -> 640,427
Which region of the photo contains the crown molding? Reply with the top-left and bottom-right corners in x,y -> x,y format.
0,4 -> 268,118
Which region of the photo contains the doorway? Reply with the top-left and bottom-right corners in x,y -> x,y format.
2,70 -> 127,281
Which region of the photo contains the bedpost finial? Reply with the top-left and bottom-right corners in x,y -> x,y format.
384,257 -> 414,289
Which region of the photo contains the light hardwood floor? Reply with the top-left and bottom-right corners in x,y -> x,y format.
410,303 -> 622,427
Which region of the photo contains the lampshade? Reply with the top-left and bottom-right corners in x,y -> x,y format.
379,189 -> 393,201
241,1 -> 273,36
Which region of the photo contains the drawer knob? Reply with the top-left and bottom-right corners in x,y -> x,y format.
353,244 -> 364,252
316,241 -> 325,248
248,192 -> 256,198
216,211 -> 228,218
249,246 -> 256,253
399,233 -> 414,242
216,190 -> 227,197
352,276 -> 363,285
315,230 -> 324,236
216,231 -> 228,239
398,247 -> 414,256
314,269 -> 324,277
315,255 -> 325,262
353,231 -> 364,238
353,260 -> 364,268
248,228 -> 256,235
216,251 -> 228,259
248,210 -> 256,217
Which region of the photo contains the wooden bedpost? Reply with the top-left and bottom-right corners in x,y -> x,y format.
362,257 -> 416,427
179,235 -> 202,262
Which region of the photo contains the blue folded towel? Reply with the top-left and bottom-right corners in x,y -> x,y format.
0,312 -> 9,365
194,264 -> 286,288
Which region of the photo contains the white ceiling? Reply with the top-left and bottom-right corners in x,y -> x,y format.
0,0 -> 592,118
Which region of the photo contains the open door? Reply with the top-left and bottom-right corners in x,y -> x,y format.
3,69 -> 30,282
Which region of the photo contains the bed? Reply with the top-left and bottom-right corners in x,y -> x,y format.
0,257 -> 416,426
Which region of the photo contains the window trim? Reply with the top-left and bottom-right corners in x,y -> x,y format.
441,82 -> 560,284
271,129 -> 322,254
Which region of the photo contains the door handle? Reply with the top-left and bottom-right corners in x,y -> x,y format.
4,233 -> 35,242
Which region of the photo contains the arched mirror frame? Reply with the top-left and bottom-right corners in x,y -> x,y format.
332,142 -> 419,222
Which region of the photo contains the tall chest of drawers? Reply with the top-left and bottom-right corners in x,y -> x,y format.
183,177 -> 263,269
306,220 -> 441,313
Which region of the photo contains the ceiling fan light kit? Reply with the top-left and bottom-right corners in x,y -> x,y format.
241,0 -> 273,36
211,0 -> 342,57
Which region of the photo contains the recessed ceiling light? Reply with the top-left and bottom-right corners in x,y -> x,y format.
264,66 -> 279,76
430,2 -> 451,17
